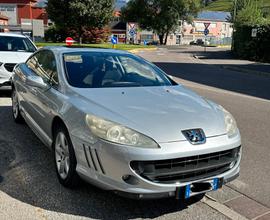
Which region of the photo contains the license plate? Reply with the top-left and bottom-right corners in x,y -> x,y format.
176,178 -> 223,199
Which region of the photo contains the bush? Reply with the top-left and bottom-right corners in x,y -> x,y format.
233,25 -> 270,62
45,25 -> 111,44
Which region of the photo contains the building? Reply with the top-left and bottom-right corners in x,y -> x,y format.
0,12 -> 8,26
181,11 -> 232,45
0,0 -> 48,33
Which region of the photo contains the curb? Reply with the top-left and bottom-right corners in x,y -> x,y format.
128,47 -> 158,53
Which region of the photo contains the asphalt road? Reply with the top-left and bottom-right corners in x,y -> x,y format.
0,46 -> 269,219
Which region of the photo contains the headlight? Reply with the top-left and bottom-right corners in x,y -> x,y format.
85,115 -> 159,148
221,107 -> 238,137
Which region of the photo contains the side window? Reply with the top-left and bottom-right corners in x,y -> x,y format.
26,50 -> 59,86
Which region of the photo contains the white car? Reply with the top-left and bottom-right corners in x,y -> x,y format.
0,33 -> 36,88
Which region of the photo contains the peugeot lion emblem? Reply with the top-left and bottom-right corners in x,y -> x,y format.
182,129 -> 206,145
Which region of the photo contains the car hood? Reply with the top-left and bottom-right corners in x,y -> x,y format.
0,52 -> 32,64
73,85 -> 226,143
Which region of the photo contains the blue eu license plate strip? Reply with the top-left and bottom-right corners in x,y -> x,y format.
184,178 -> 220,199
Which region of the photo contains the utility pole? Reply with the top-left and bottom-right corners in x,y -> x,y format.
231,0 -> 238,51
29,0 -> 34,42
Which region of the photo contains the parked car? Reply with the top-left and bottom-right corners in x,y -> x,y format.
11,47 -> 241,200
0,33 -> 36,88
146,40 -> 159,46
190,39 -> 205,45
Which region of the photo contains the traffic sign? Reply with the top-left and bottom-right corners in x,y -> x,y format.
204,29 -> 209,36
111,36 -> 118,44
129,29 -> 136,37
204,22 -> 211,29
65,37 -> 74,46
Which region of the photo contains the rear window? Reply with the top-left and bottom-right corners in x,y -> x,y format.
0,36 -> 36,52
63,52 -> 173,88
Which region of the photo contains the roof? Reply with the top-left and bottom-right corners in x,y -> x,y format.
110,21 -> 126,30
196,11 -> 231,22
0,33 -> 27,38
0,14 -> 8,20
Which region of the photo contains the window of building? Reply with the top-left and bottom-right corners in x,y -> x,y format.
0,5 -> 15,12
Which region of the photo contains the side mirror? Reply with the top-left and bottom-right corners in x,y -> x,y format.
26,75 -> 49,90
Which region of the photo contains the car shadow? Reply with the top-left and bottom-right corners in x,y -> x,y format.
0,105 -> 203,219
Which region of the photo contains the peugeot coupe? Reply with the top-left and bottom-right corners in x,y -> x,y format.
11,47 -> 241,200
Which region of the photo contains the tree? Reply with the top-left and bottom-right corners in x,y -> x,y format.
46,0 -> 114,44
232,0 -> 269,27
121,0 -> 200,45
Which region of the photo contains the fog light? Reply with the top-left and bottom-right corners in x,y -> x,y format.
122,175 -> 139,185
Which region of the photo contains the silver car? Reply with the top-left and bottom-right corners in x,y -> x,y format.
11,47 -> 241,200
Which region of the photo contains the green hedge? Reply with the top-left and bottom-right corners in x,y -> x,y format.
233,25 -> 270,62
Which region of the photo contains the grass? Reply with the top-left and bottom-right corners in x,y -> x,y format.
35,42 -> 155,51
205,0 -> 270,12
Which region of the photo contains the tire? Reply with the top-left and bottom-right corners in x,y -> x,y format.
11,89 -> 24,123
53,124 -> 80,188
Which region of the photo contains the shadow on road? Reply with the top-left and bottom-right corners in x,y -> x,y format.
0,105 -> 203,219
154,62 -> 270,100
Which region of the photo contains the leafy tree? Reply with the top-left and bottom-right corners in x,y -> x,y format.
232,0 -> 269,26
121,0 -> 201,45
46,0 -> 114,44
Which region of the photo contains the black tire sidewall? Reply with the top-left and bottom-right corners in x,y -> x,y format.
11,89 -> 24,123
53,125 -> 80,188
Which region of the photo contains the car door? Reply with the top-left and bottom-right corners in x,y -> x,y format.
25,50 -> 59,142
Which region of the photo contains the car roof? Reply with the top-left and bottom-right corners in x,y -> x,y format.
0,32 -> 28,38
43,46 -> 131,55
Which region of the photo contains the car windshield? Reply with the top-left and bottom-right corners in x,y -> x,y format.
63,52 -> 173,88
0,36 -> 36,52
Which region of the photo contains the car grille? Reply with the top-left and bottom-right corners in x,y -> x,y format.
130,147 -> 241,184
4,63 -> 16,72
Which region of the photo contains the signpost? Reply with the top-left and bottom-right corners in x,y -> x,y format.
111,36 -> 118,49
65,37 -> 74,46
203,22 -> 211,52
127,23 -> 138,44
204,22 -> 211,30
251,28 -> 257,38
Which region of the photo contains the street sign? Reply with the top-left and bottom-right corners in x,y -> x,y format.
65,37 -> 74,46
204,22 -> 211,29
129,29 -> 136,37
111,36 -> 118,45
204,29 -> 209,36
251,28 -> 257,37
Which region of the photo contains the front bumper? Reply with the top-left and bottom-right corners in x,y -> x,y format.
0,67 -> 13,86
71,132 -> 241,199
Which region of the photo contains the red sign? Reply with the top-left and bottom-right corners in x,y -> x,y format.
65,37 -> 74,46
204,22 -> 211,29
